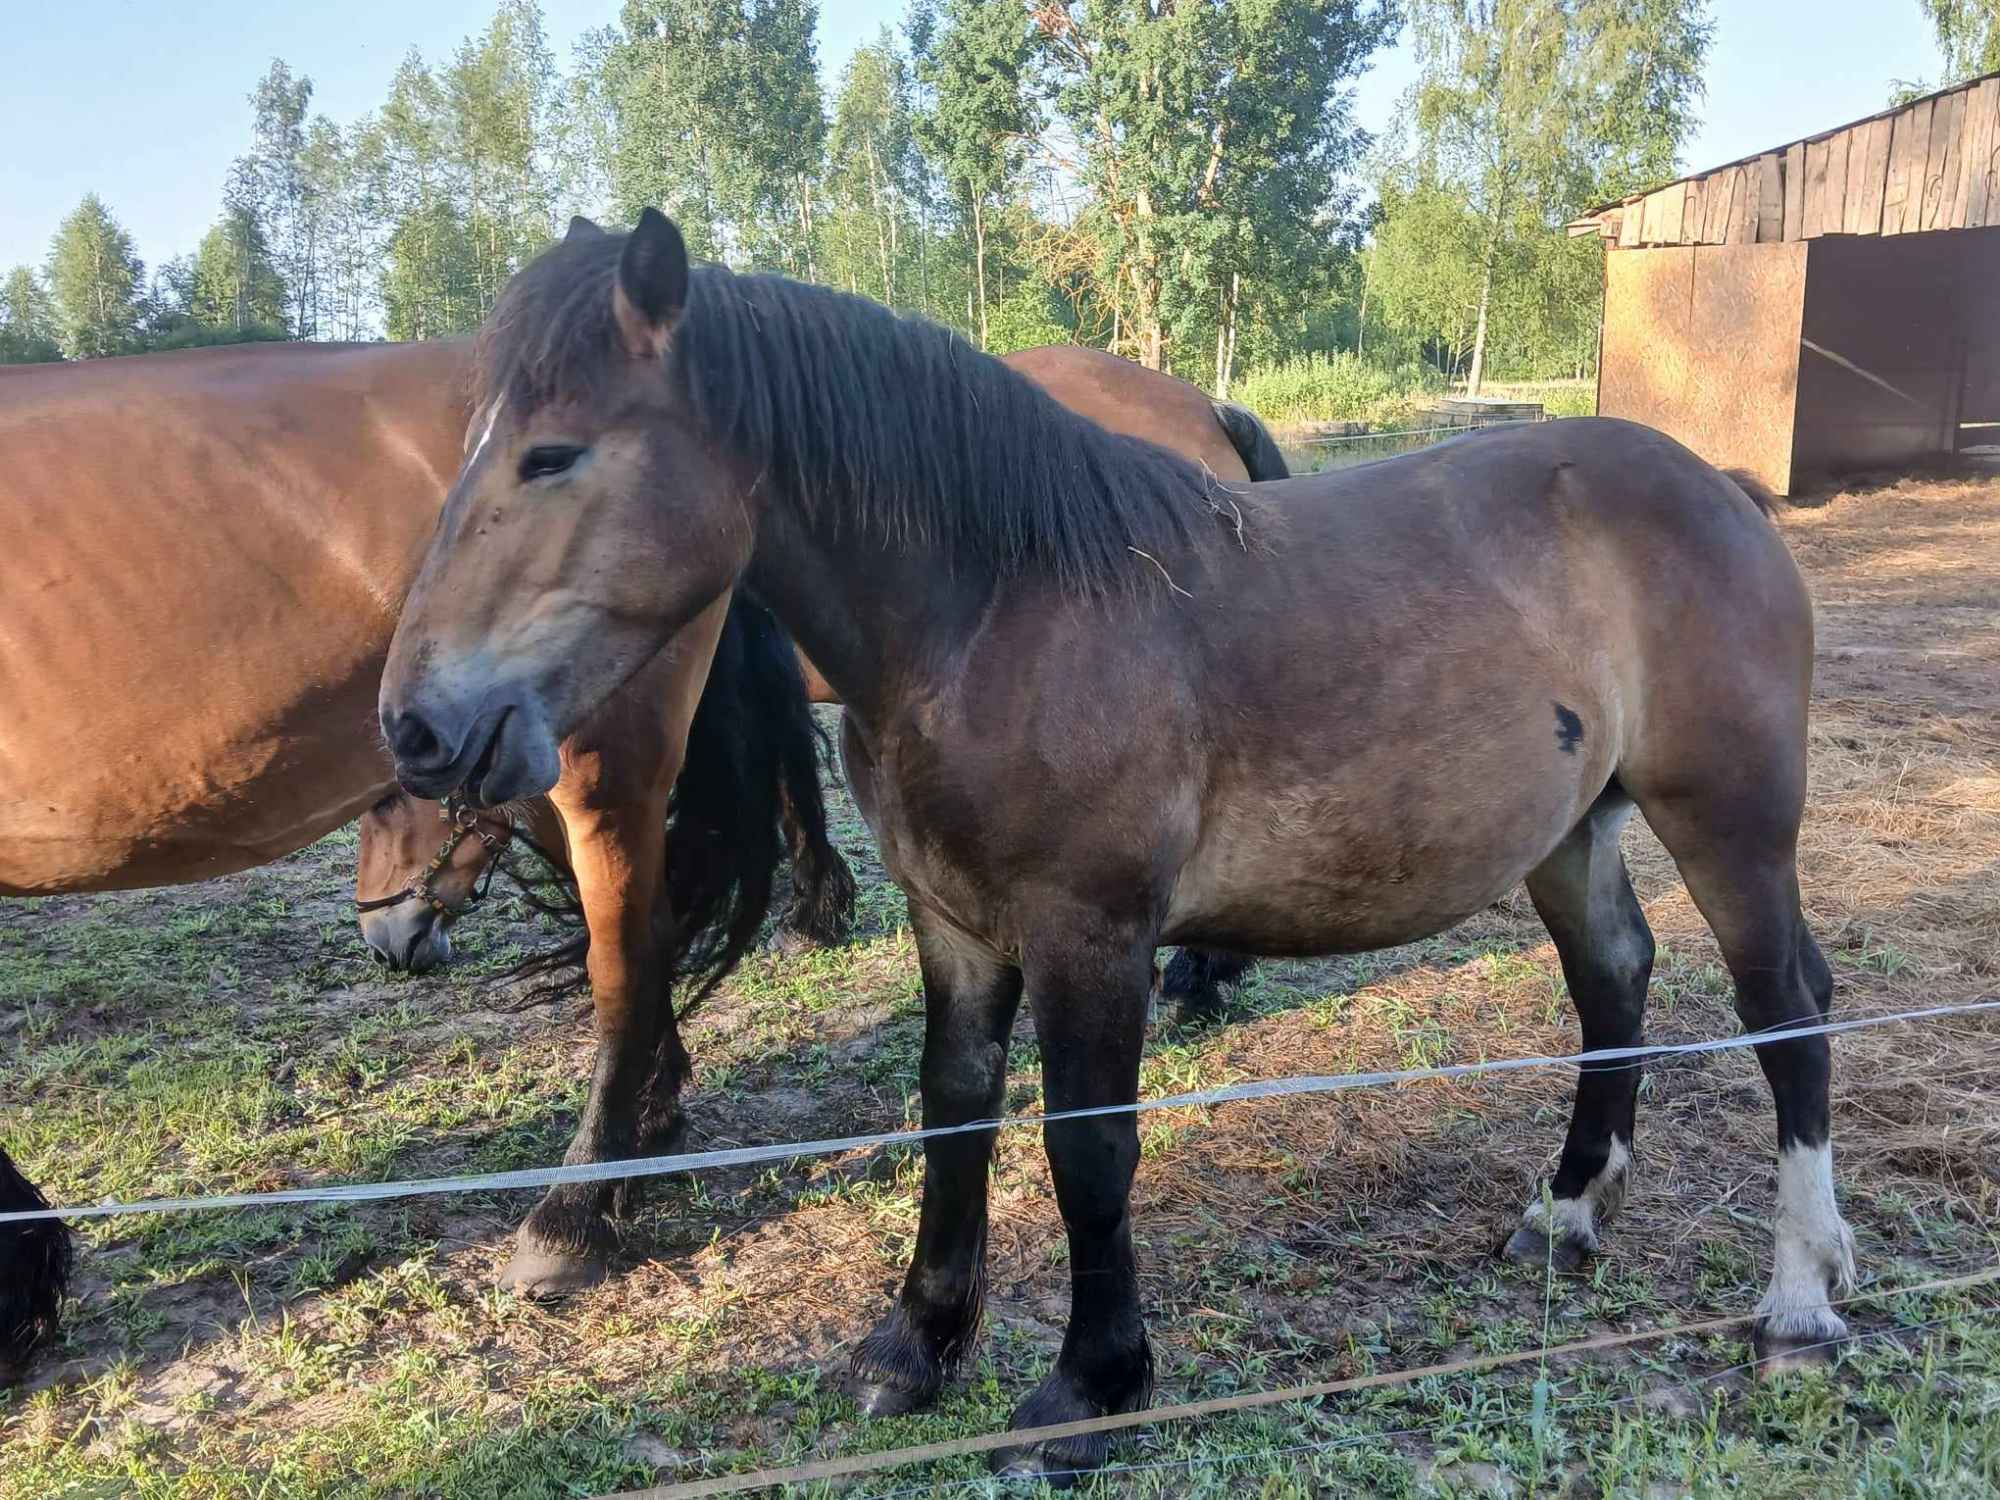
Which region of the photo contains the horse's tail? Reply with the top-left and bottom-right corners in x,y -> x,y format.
1210,400 -> 1291,481
1722,467 -> 1783,517
663,593 -> 834,1009
0,1145 -> 70,1382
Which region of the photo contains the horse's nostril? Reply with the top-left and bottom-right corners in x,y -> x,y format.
385,708 -> 448,769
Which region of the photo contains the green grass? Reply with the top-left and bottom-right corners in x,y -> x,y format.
4,702 -> 1998,1497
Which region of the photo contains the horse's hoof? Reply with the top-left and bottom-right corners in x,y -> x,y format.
846,1373 -> 934,1419
990,1361 -> 1147,1484
1172,987 -> 1228,1027
845,1316 -> 948,1418
989,1440 -> 1102,1489
1753,1312 -> 1848,1374
497,1243 -> 607,1301
1499,1223 -> 1593,1273
765,926 -> 821,958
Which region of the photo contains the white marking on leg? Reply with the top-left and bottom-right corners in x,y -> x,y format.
1756,1142 -> 1857,1345
1520,1136 -> 1631,1252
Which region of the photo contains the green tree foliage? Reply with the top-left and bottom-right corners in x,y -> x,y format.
363,53 -> 484,338
909,0 -> 1035,348
190,206 -> 290,333
0,266 -> 63,364
823,30 -> 920,305
1920,0 -> 2000,83
231,62 -> 323,337
1370,0 -> 1712,390
382,200 -> 482,340
604,0 -> 826,273
46,194 -> 145,359
444,0 -> 561,306
17,0 -> 1726,398
1033,0 -> 1394,385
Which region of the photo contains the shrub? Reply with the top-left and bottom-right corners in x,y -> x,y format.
1231,353 -> 1441,427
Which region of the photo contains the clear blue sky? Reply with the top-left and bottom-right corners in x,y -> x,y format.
0,0 -> 1947,275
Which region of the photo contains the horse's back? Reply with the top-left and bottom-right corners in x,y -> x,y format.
1161,418 -> 1810,953
0,341 -> 472,892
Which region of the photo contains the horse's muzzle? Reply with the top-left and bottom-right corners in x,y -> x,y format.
360,904 -> 454,974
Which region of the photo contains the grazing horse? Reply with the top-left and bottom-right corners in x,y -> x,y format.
0,337 -> 832,1381
357,340 -> 1282,1008
378,213 -> 1852,1480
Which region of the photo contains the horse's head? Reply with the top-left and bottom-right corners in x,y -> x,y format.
353,790 -> 511,972
380,210 -> 749,806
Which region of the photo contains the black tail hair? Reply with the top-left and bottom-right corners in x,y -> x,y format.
663,594 -> 835,1007
1722,467 -> 1782,516
0,1145 -> 70,1382
489,596 -> 833,1007
1211,401 -> 1291,481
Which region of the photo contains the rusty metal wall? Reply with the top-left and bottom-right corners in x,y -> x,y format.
1793,228 -> 2000,477
1597,242 -> 1808,492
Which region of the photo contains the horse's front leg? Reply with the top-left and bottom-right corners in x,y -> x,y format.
994,935 -> 1155,1482
499,793 -> 672,1299
847,906 -> 1023,1413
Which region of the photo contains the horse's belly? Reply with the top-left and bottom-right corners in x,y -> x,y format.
1162,760 -> 1595,956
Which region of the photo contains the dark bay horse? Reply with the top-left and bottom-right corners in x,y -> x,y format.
357,341 -> 1282,1010
0,337 -> 833,1379
379,213 -> 1852,1480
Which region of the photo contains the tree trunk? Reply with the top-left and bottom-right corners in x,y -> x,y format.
865,141 -> 893,304
1357,260 -> 1370,357
1219,271 -> 1240,397
972,194 -> 989,351
1467,237 -> 1496,397
797,174 -> 818,283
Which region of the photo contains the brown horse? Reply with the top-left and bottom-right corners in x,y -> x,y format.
0,337 -> 834,1378
380,214 -> 1854,1481
357,341 -> 1284,1008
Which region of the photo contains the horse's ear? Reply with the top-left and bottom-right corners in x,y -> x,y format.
565,215 -> 602,243
612,208 -> 688,362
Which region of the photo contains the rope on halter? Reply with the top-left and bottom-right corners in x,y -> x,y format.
352,794 -> 504,916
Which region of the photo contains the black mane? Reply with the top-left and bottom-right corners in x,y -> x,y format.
475,232 -> 1234,596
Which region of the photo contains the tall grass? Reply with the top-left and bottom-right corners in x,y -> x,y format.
1477,379 -> 1597,419
1231,352 -> 1442,428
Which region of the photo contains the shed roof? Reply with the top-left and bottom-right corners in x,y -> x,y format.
1570,69 -> 2000,249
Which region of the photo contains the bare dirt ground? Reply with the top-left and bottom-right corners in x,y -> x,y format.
2,470 -> 1997,1497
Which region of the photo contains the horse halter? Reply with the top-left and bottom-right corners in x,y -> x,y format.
353,795 -> 504,918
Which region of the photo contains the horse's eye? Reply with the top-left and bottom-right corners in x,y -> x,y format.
520,445 -> 586,482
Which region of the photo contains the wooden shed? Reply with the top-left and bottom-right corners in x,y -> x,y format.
1571,71 -> 2000,493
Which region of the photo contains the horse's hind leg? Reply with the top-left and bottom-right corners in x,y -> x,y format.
1633,779 -> 1855,1369
1158,947 -> 1255,1023
1502,790 -> 1653,1271
0,1145 -> 72,1383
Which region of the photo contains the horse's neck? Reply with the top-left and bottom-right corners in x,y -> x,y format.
746,490 -> 988,729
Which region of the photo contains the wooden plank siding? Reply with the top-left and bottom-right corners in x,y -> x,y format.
1800,142 -> 1816,242
1822,130 -> 1850,235
1728,165 -> 1759,243
1894,99 -> 1935,234
1758,153 -> 1786,241
1968,79 -> 2000,227
1854,117 -> 1893,234
1578,70 -> 2000,248
1924,90 -> 1965,231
